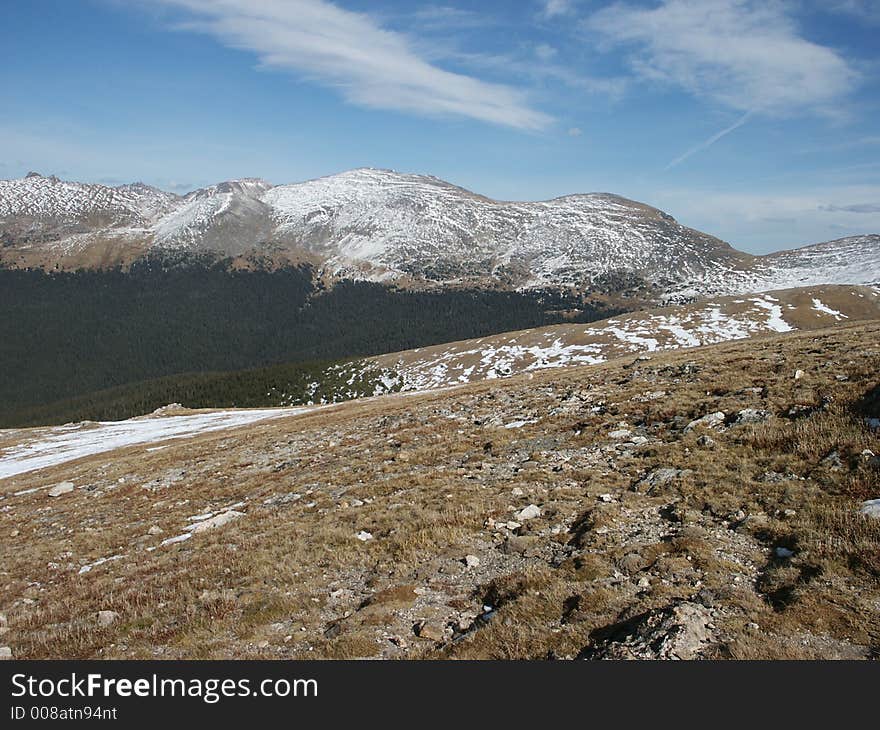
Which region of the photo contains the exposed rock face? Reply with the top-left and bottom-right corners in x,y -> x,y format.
580,602 -> 715,660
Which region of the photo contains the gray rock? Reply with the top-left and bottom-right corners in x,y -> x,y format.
0,647 -> 12,660
735,408 -> 770,425
514,504 -> 542,521
580,602 -> 714,660
97,610 -> 119,628
821,451 -> 844,470
500,536 -> 539,556
190,510 -> 244,534
633,468 -> 691,493
860,499 -> 880,519
684,412 -> 726,433
48,482 -> 75,497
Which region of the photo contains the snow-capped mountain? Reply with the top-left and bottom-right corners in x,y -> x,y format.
1,169 -> 877,298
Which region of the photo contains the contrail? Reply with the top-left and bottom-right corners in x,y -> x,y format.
665,110 -> 753,171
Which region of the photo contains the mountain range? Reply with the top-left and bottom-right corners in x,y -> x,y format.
2,169 -> 877,301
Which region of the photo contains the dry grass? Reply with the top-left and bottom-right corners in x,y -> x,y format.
1,321 -> 879,659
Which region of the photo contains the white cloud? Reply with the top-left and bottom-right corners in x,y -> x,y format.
567,127 -> 583,137
535,43 -> 558,61
588,0 -> 858,116
158,0 -> 551,130
830,0 -> 880,24
542,0 -> 575,18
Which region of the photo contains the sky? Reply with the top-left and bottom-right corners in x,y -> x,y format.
1,0 -> 879,253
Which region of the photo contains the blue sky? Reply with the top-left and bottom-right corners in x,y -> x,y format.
1,0 -> 879,252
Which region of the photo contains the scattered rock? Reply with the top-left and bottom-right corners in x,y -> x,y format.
355,530 -> 374,542
735,408 -> 770,425
414,622 -> 444,642
821,451 -> 844,470
633,468 -> 691,493
514,504 -> 542,521
97,610 -> 119,628
48,482 -> 75,497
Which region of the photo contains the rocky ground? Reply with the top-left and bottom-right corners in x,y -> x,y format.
1,322 -> 879,659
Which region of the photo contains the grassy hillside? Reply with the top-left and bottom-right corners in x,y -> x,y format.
2,322 -> 878,659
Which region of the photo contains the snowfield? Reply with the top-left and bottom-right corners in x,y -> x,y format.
366,286 -> 880,393
0,408 -> 300,480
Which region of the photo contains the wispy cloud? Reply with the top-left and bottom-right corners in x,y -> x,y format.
588,0 -> 858,116
820,202 -> 880,213
541,0 -> 576,18
829,0 -> 880,25
664,110 -> 752,170
157,0 -> 551,130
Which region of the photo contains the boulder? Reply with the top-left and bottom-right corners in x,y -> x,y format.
684,412 -> 726,433
514,504 -> 542,521
97,610 -> 119,628
48,482 -> 75,497
189,510 -> 244,534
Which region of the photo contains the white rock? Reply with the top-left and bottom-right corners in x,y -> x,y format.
0,614 -> 7,635
684,412 -> 726,432
147,525 -> 163,536
609,429 -> 632,440
48,482 -> 75,497
0,647 -> 12,660
860,499 -> 880,519
515,504 -> 542,521
97,610 -> 119,627
511,487 -> 524,497
794,369 -> 805,380
598,493 -> 615,503
189,510 -> 244,534
355,530 -> 374,542
464,555 -> 480,568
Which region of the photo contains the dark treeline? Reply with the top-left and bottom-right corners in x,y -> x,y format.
2,358 -> 392,428
0,257 -> 623,426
